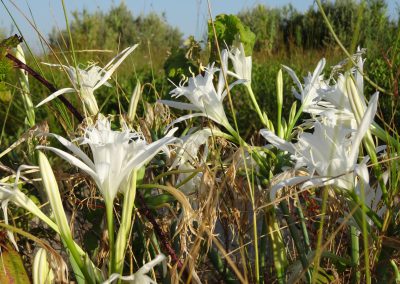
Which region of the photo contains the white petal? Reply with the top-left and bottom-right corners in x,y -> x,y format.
136,254 -> 166,274
260,129 -> 296,153
158,100 -> 200,111
349,93 -> 379,164
35,88 -> 76,108
270,176 -> 311,200
301,177 -> 333,189
42,133 -> 95,169
164,113 -> 206,132
36,146 -> 99,183
220,79 -> 247,100
310,58 -> 326,86
121,136 -> 178,179
94,45 -> 138,90
1,200 -> 18,250
282,65 -> 303,95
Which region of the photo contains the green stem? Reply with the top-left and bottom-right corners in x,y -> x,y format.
106,200 -> 115,275
114,171 -> 137,275
295,197 -> 311,253
285,103 -> 304,140
359,172 -> 371,284
246,84 -> 268,127
280,201 -> 311,282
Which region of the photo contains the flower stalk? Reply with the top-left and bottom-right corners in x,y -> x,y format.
114,170 -> 138,274
106,199 -> 115,275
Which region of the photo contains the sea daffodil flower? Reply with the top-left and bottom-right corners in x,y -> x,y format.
225,42 -> 252,84
261,93 -> 379,197
0,166 -> 60,250
283,58 -> 329,115
103,254 -> 166,284
160,64 -> 244,131
171,128 -> 212,195
37,117 -> 178,204
36,45 -> 138,116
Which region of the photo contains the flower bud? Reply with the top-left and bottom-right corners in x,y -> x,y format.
32,248 -> 54,284
127,80 -> 141,122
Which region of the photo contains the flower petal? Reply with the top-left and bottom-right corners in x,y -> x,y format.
282,64 -> 303,96
260,129 -> 296,154
164,113 -> 206,132
348,93 -> 379,164
41,133 -> 95,169
35,88 -> 76,108
270,176 -> 311,200
158,100 -> 201,111
36,146 -> 99,184
94,45 -> 138,90
121,134 -> 178,179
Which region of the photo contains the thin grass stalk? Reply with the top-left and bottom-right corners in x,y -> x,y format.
114,170 -> 137,275
311,186 -> 329,284
350,226 -> 360,283
276,69 -> 283,138
207,232 -> 246,284
61,0 -> 79,85
206,1 -> 260,282
315,0 -> 390,96
259,217 -> 267,283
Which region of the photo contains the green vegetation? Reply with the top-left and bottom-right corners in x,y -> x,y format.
0,1 -> 399,283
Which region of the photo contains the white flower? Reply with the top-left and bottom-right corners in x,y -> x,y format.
226,42 -> 252,84
36,45 -> 138,115
103,254 -> 166,284
0,166 -> 60,250
160,64 -> 244,130
284,52 -> 373,130
172,128 -> 212,195
37,117 -> 178,204
172,128 -> 212,168
283,58 -> 329,115
261,93 -> 379,197
354,163 -> 387,218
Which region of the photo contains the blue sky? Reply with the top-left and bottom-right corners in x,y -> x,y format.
0,0 -> 399,52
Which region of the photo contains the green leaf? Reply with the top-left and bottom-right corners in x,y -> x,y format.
0,85 -> 11,102
143,193 -> 176,209
208,14 -> 255,58
0,34 -> 23,56
0,243 -> 30,284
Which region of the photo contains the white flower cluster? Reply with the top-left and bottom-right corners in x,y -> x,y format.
261,52 -> 382,200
